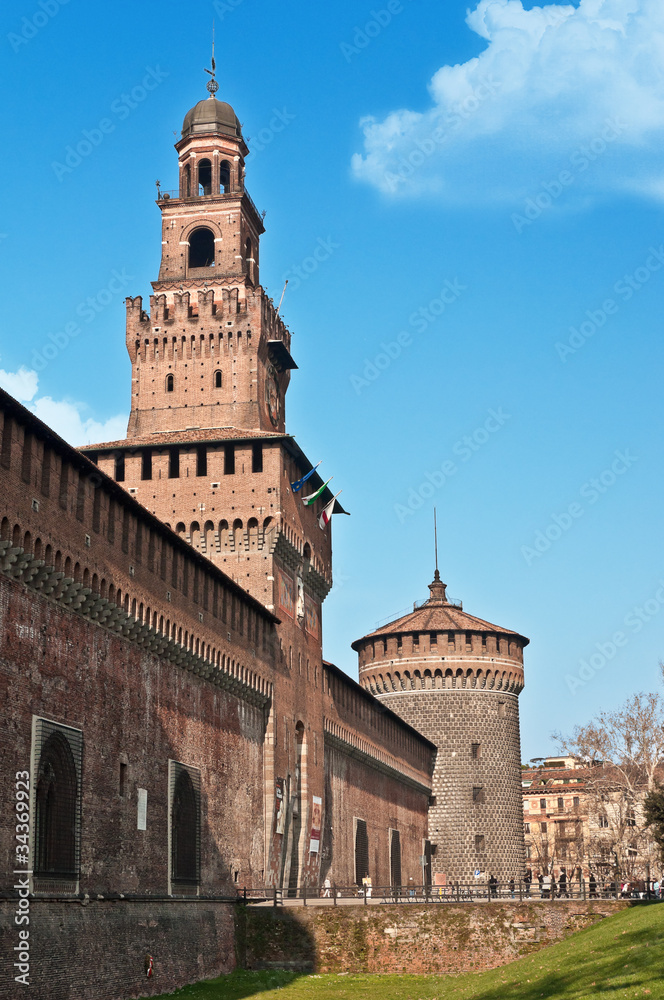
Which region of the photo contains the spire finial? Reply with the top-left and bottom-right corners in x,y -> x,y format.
428,506 -> 447,602
204,21 -> 219,96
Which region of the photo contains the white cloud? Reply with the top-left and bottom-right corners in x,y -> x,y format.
352,0 -> 664,204
0,366 -> 39,403
0,365 -> 127,447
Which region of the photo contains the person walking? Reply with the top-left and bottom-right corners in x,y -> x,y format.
322,876 -> 331,898
589,872 -> 597,898
524,868 -> 532,898
508,877 -> 515,899
559,867 -> 568,898
542,872 -> 551,899
489,874 -> 498,899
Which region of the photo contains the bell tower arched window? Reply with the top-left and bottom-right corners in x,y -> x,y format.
166,373 -> 174,392
198,158 -> 212,196
182,162 -> 191,198
189,228 -> 215,269
214,370 -> 222,388
219,160 -> 231,194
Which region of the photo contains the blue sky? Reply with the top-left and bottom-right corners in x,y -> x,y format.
1,0 -> 663,760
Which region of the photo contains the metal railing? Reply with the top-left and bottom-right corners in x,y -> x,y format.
236,880 -> 663,907
156,188 -> 264,220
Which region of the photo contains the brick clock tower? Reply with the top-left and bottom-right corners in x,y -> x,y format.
81,82 -> 345,889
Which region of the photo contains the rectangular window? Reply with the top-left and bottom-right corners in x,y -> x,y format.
224,443 -> 235,475
540,822 -> 547,833
32,717 -> 83,893
141,449 -> 152,481
119,761 -> 127,798
474,834 -> 485,852
252,443 -> 263,473
472,786 -> 485,804
498,701 -> 506,718
525,845 -> 532,859
599,814 -> 609,828
168,447 -> 179,479
115,452 -> 125,482
196,445 -> 207,478
557,797 -> 564,811
355,818 -> 369,885
471,742 -> 481,760
524,822 -> 530,834
573,796 -> 580,808
169,760 -> 201,894
540,798 -> 547,810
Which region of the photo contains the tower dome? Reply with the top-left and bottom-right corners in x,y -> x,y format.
182,96 -> 242,139
354,571 -> 529,883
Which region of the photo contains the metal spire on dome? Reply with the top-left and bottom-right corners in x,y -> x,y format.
204,21 -> 219,96
428,507 -> 448,603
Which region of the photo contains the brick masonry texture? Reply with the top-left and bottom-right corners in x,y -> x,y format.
0,899 -> 235,1000
239,900 -> 629,975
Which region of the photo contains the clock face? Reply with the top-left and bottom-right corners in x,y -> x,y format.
266,367 -> 281,426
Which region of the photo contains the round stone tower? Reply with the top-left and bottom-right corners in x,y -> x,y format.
353,570 -> 529,884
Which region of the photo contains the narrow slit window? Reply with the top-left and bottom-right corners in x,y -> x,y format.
141,449 -> 152,481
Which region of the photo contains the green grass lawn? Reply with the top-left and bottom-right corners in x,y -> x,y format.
145,903 -> 664,1000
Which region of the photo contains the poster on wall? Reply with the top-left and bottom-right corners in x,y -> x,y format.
309,795 -> 322,853
274,778 -> 286,835
278,570 -> 295,619
304,595 -> 320,639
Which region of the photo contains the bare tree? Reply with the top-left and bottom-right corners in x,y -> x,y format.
555,685 -> 664,880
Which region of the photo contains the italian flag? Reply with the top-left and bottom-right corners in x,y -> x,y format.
302,477 -> 332,507
319,491 -> 342,529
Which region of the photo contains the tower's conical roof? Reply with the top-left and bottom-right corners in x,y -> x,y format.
182,96 -> 242,139
351,571 -> 529,649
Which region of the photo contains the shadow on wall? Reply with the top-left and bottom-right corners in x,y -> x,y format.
235,903 -> 316,974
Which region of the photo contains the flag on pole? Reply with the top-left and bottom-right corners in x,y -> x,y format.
319,491 -> 342,529
302,477 -> 332,507
291,462 -> 321,493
